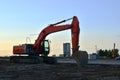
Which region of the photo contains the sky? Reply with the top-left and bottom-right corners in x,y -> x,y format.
0,0 -> 120,56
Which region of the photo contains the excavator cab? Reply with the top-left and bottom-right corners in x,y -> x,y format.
42,40 -> 50,56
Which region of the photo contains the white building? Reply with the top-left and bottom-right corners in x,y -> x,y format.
63,43 -> 71,57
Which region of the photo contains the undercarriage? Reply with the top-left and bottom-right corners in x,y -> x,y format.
10,56 -> 57,64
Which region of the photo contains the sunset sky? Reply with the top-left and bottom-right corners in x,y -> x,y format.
0,0 -> 120,56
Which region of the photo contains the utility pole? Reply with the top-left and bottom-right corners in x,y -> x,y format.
95,45 -> 98,54
112,43 -> 115,58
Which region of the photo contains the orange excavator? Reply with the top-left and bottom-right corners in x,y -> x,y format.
10,16 -> 87,64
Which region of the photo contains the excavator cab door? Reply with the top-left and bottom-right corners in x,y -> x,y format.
43,40 -> 50,56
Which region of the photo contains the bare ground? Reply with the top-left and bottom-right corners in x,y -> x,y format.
0,60 -> 120,80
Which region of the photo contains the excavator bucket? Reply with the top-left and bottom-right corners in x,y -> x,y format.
72,51 -> 88,65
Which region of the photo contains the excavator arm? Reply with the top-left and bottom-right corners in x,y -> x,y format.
33,16 -> 80,56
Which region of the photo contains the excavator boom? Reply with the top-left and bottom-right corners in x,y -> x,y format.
34,16 -> 80,55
